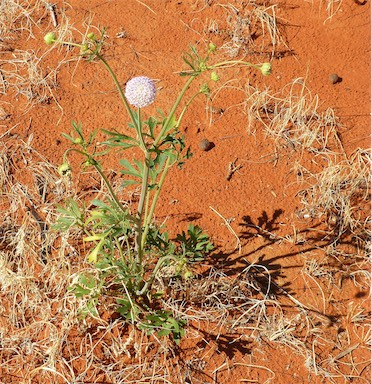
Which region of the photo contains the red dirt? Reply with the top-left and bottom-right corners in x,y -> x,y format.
0,0 -> 370,383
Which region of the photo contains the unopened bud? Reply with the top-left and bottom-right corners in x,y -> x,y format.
208,42 -> 217,53
260,62 -> 272,76
200,83 -> 210,95
73,137 -> 83,144
44,32 -> 57,45
80,43 -> 89,53
83,158 -> 97,167
58,163 -> 71,176
210,71 -> 219,82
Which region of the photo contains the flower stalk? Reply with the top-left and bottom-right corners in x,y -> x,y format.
48,31 -> 270,320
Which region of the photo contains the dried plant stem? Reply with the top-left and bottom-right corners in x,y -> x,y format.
209,206 -> 241,253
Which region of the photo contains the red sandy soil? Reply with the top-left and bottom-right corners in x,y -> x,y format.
0,0 -> 370,383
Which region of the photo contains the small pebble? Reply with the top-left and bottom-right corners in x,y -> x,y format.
199,139 -> 214,152
329,73 -> 341,84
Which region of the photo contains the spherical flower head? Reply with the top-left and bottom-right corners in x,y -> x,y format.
260,62 -> 272,76
44,32 -> 57,45
125,76 -> 156,108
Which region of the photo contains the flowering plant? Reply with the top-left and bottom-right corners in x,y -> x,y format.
49,29 -> 271,342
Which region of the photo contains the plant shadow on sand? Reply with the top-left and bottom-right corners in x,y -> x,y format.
165,207 -> 367,369
199,208 -> 348,318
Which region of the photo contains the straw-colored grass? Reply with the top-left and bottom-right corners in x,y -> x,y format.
0,136 -> 368,383
193,0 -> 288,59
296,148 -> 371,247
0,1 -> 370,383
244,77 -> 340,155
0,0 -> 74,110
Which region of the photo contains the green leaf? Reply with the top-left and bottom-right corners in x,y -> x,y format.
176,224 -> 213,262
53,199 -> 85,231
119,159 -> 143,179
61,132 -> 76,143
146,116 -> 158,139
121,179 -> 140,187
102,129 -> 139,149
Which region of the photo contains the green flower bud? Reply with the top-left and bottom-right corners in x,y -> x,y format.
210,71 -> 219,82
58,163 -> 71,176
82,160 -> 91,168
44,32 -> 57,45
73,137 -> 83,144
198,61 -> 208,72
260,62 -> 272,76
87,32 -> 96,40
80,43 -> 89,54
200,83 -> 210,95
208,42 -> 217,53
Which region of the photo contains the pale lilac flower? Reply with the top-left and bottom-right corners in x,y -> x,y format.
125,76 -> 156,108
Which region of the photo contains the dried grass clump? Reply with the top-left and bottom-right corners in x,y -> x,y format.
162,261 -> 370,382
244,78 -> 340,154
0,50 -> 60,106
309,0 -> 344,23
0,136 -> 182,383
0,0 -> 72,39
296,148 -> 371,246
0,0 -> 42,37
0,137 -> 78,382
203,0 -> 287,58
0,1 -> 74,110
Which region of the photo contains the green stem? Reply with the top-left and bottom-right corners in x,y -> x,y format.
64,147 -> 133,220
153,74 -> 197,148
135,255 -> 179,296
141,87 -> 203,248
95,53 -> 138,130
93,163 -> 134,220
58,40 -> 84,49
134,151 -> 151,270
210,60 -> 259,70
141,156 -> 171,249
176,91 -> 202,128
64,147 -> 86,159
136,107 -> 147,151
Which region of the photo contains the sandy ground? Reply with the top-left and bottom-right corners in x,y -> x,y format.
0,1 -> 370,383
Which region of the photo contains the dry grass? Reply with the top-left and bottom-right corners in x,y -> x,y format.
192,0 -> 288,59
244,77 -> 340,155
0,136 -> 77,383
0,49 -> 59,106
309,0 -> 344,23
0,133 -> 370,382
296,148 -> 371,246
0,0 -> 73,38
0,1 -> 370,383
0,1 -> 74,111
0,0 -> 42,37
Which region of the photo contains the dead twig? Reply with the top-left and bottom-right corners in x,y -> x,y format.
226,158 -> 243,181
